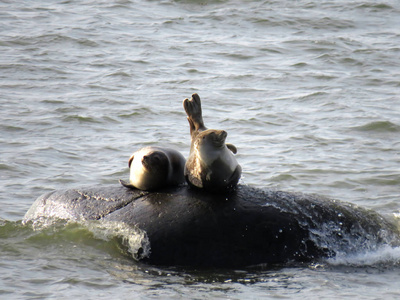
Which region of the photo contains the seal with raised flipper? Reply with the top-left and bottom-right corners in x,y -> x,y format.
120,146 -> 186,191
183,93 -> 242,192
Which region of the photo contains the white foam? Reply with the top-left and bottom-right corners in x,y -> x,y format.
85,220 -> 151,261
327,245 -> 400,267
23,197 -> 76,228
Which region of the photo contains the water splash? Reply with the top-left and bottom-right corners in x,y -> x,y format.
85,220 -> 151,261
327,245 -> 400,267
262,189 -> 400,267
22,217 -> 151,261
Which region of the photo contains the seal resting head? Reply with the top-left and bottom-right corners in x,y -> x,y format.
183,93 -> 242,193
120,146 -> 186,191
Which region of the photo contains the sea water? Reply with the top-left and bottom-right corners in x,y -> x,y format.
1,0 -> 400,298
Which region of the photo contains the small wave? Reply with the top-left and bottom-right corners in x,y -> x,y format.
359,174 -> 400,186
63,115 -> 101,124
353,121 -> 400,133
270,173 -> 297,182
220,52 -> 254,60
327,245 -> 400,267
356,3 -> 394,11
298,91 -> 328,100
291,62 -> 308,68
119,107 -> 155,118
86,220 -> 151,261
41,99 -> 65,104
0,163 -> 14,171
23,218 -> 150,261
106,71 -> 131,78
0,124 -> 26,132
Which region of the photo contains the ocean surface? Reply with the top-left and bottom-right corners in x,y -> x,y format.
1,0 -> 400,298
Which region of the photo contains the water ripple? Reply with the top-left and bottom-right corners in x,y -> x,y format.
353,121 -> 400,133
1,0 -> 400,297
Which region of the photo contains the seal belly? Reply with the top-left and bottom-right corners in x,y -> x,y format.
201,154 -> 241,192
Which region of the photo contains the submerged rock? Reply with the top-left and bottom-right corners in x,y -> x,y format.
23,184 -> 400,268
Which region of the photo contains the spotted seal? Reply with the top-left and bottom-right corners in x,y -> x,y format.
120,146 -> 186,191
183,93 -> 241,192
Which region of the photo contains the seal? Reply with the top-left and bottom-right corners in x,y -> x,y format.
119,146 -> 186,191
183,94 -> 242,192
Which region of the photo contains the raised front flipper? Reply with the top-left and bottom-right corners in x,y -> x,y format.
183,93 -> 207,136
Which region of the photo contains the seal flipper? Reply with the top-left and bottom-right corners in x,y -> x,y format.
226,164 -> 242,191
119,179 -> 137,189
226,143 -> 237,154
183,93 -> 207,135
185,173 -> 203,189
128,154 -> 134,168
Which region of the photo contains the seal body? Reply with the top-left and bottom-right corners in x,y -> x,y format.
121,147 -> 186,191
185,129 -> 242,192
183,94 -> 241,192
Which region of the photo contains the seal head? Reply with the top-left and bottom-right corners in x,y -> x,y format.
120,147 -> 186,191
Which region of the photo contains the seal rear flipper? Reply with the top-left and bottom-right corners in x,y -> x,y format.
119,179 -> 137,189
183,94 -> 207,134
186,117 -> 196,137
227,165 -> 242,190
185,173 -> 203,189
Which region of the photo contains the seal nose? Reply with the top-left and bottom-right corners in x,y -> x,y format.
142,155 -> 149,164
142,154 -> 155,164
219,130 -> 227,140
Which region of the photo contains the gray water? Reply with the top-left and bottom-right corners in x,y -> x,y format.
1,0 -> 400,298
